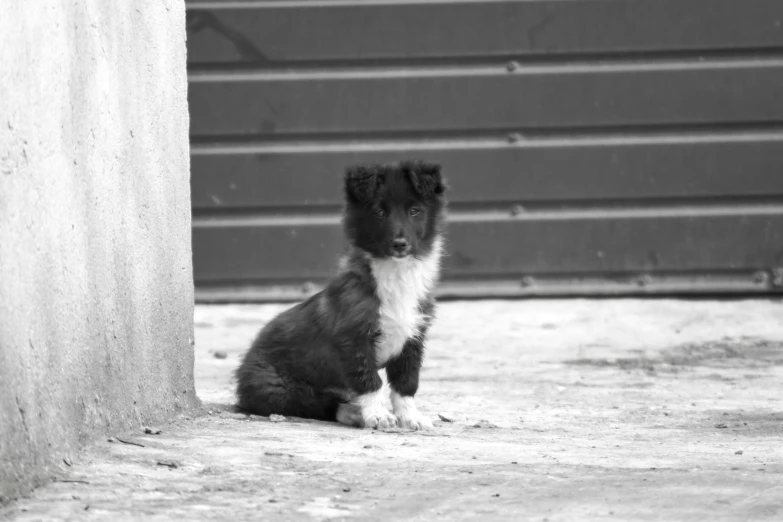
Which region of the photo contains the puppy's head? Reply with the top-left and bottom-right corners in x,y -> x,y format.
343,160 -> 446,260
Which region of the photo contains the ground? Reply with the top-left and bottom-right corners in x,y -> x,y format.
2,299 -> 783,521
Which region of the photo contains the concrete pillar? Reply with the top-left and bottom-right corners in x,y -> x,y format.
0,0 -> 198,502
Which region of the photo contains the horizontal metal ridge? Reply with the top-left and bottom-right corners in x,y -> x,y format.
190,127 -> 783,154
192,203 -> 783,228
188,56 -> 783,83
194,271 -> 783,303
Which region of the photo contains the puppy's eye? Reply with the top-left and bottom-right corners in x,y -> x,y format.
374,208 -> 385,217
409,207 -> 421,216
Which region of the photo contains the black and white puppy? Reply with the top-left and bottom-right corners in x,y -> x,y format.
235,160 -> 446,430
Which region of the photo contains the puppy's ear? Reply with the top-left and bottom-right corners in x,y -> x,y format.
403,160 -> 445,198
344,164 -> 382,204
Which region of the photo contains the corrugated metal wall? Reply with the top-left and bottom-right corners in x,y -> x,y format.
186,0 -> 783,301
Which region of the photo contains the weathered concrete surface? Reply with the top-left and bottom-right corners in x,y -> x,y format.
2,300 -> 782,521
0,0 -> 197,503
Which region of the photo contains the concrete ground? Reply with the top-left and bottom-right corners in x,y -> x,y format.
2,299 -> 783,521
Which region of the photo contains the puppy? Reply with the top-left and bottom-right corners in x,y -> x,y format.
235,160 -> 446,430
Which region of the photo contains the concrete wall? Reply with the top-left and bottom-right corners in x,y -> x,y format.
0,0 -> 198,502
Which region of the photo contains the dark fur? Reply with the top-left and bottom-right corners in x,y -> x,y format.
235,160 -> 446,423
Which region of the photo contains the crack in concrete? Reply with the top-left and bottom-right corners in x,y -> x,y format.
15,396 -> 29,435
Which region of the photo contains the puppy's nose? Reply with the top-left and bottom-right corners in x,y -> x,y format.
392,238 -> 408,253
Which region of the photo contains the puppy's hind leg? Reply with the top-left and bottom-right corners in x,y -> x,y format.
235,357 -> 289,416
236,362 -> 339,420
335,402 -> 364,428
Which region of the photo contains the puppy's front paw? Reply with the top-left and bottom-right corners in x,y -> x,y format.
363,406 -> 398,430
391,393 -> 433,431
397,410 -> 433,431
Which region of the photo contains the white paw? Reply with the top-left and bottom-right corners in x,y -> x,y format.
362,406 -> 398,430
397,411 -> 434,431
337,390 -> 398,430
391,393 -> 433,431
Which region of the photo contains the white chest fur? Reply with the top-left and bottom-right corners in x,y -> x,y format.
369,237 -> 442,367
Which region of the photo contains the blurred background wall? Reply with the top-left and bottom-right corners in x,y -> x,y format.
185,0 -> 783,302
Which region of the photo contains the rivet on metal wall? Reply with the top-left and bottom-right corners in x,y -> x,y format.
301,282 -> 316,294
506,60 -> 519,72
507,132 -> 522,143
753,271 -> 769,286
635,275 -> 652,287
771,268 -> 783,287
510,204 -> 525,216
520,276 -> 534,288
